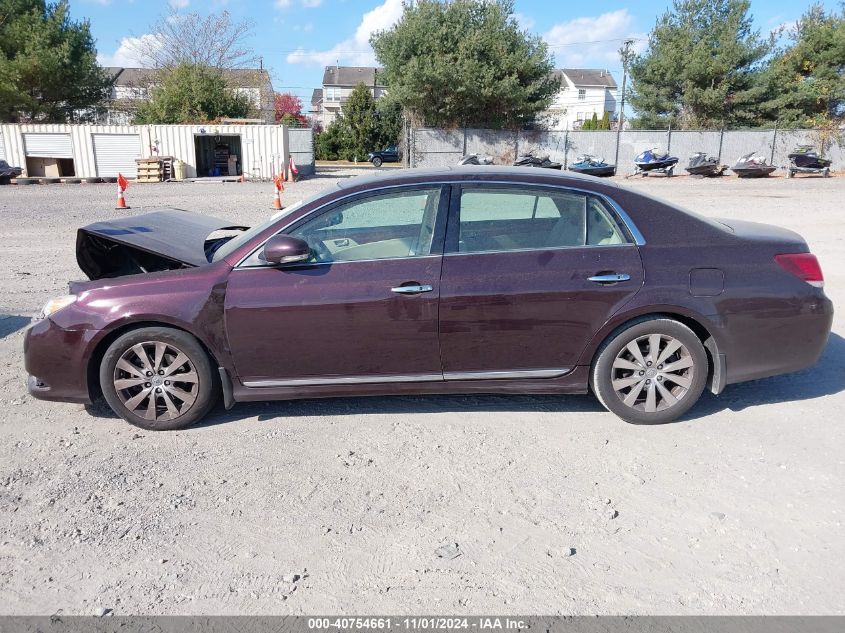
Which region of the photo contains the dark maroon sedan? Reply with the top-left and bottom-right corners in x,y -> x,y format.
24,166 -> 833,429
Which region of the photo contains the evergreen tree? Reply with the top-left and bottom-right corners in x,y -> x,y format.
628,0 -> 772,128
0,0 -> 111,122
314,84 -> 401,161
371,0 -> 558,128
757,3 -> 845,127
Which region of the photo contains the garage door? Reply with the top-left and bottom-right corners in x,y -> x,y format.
23,133 -> 73,158
93,134 -> 141,177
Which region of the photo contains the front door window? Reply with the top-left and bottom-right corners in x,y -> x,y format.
290,188 -> 441,263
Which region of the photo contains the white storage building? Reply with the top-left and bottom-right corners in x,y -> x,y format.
0,123 -> 305,180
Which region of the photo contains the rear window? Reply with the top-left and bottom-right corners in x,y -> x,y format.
456,186 -> 630,254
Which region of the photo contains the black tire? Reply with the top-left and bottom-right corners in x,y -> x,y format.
371,156 -> 383,168
591,317 -> 708,425
99,327 -> 219,430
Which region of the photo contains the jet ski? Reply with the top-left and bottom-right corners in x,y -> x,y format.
457,154 -> 493,166
685,152 -> 725,177
787,146 -> 831,178
731,152 -> 777,178
513,153 -> 562,170
0,160 -> 22,184
634,148 -> 679,176
568,155 -> 616,177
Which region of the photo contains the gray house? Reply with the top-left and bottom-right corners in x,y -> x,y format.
309,66 -> 387,127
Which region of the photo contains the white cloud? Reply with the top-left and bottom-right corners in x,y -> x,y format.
169,0 -> 189,8
513,12 -> 535,32
302,0 -> 322,7
97,33 -> 163,68
275,0 -> 292,8
544,10 -> 646,68
286,0 -> 403,66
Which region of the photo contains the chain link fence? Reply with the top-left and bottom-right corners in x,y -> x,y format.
410,127 -> 844,173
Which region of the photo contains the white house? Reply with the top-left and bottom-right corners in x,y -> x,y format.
543,68 -> 618,131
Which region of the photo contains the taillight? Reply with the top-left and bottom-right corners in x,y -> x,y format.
775,253 -> 824,288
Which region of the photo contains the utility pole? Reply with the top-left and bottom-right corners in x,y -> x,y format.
614,39 -> 635,171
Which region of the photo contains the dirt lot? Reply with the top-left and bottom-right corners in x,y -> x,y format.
0,170 -> 843,615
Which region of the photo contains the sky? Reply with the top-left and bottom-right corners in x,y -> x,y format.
74,0 -> 842,107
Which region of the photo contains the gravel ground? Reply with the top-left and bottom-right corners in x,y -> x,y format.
0,170 -> 843,615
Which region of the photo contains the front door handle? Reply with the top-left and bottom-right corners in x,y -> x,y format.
588,273 -> 631,284
391,284 -> 434,294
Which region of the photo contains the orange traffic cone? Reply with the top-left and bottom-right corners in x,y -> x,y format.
115,187 -> 130,210
289,155 -> 299,182
271,173 -> 284,210
116,173 -> 130,210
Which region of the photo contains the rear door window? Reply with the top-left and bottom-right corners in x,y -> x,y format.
456,187 -> 586,253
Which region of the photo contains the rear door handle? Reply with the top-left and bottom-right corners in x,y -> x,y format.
588,273 -> 631,284
391,284 -> 434,294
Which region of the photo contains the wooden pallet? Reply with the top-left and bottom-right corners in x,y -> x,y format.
135,158 -> 161,183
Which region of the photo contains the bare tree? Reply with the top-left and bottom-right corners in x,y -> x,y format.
130,9 -> 259,70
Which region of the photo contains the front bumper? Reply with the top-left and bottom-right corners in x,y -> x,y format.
24,317 -> 96,404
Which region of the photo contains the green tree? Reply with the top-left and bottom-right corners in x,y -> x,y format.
374,94 -> 403,149
599,111 -> 611,130
133,64 -> 253,124
0,0 -> 111,122
315,118 -> 344,160
314,83 -> 402,161
341,82 -> 379,161
629,0 -> 772,129
757,4 -> 845,128
371,0 -> 559,128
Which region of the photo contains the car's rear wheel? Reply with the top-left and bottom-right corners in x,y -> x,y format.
99,327 -> 218,430
591,318 -> 708,424
371,156 -> 383,168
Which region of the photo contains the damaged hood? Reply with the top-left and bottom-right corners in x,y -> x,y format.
77,208 -> 247,280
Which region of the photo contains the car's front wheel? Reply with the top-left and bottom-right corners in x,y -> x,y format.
371,156 -> 383,168
591,318 -> 708,424
99,327 -> 218,430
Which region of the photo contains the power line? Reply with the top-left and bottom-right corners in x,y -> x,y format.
263,36 -> 644,56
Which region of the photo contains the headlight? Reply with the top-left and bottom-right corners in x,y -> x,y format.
39,295 -> 76,319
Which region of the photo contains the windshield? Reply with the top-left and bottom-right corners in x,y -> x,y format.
211,200 -> 304,263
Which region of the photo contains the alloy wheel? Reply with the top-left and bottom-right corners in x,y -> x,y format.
610,333 -> 694,413
113,341 -> 200,422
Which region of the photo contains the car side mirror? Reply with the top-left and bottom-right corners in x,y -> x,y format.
260,235 -> 311,265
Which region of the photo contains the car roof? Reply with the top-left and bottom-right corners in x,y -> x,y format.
336,165 -> 625,191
